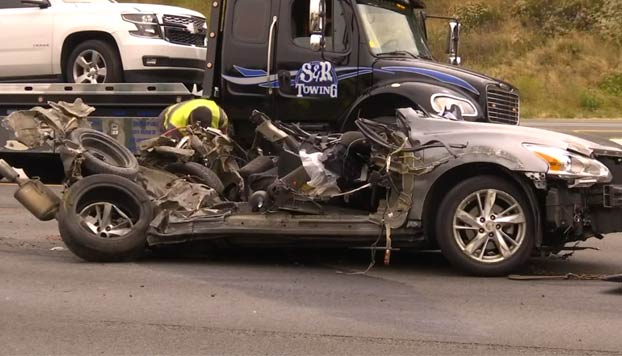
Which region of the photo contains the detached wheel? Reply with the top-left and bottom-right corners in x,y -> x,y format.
436,175 -> 534,276
57,174 -> 153,262
67,128 -> 139,179
166,162 -> 225,194
65,40 -> 122,84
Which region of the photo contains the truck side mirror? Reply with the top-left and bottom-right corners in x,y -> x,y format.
309,0 -> 325,52
20,0 -> 50,8
446,19 -> 461,65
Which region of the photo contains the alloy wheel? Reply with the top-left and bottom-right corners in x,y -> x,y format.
79,202 -> 134,238
452,189 -> 527,264
72,50 -> 108,84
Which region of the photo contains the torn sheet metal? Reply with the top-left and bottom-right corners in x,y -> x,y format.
138,166 -> 222,211
138,126 -> 245,195
2,110 -> 43,148
137,166 -> 233,232
2,99 -> 93,149
202,130 -> 244,194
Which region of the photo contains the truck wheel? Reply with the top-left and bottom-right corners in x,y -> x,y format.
435,175 -> 534,276
67,128 -> 139,179
57,174 -> 153,262
65,40 -> 122,84
165,162 -> 225,194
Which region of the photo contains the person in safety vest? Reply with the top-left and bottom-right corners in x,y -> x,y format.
159,99 -> 229,138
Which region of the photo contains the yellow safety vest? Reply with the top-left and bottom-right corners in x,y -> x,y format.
163,99 -> 223,131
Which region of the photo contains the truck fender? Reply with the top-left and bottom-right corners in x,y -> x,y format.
339,81 -> 482,130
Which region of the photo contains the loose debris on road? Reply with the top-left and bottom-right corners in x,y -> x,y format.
508,273 -> 621,281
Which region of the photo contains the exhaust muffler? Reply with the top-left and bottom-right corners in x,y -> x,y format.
0,159 -> 60,221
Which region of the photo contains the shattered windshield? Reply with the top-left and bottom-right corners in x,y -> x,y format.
357,1 -> 431,58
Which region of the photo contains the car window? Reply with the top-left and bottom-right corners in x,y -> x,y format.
0,0 -> 40,9
291,0 -> 349,52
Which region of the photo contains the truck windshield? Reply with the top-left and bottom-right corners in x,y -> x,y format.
357,1 -> 431,59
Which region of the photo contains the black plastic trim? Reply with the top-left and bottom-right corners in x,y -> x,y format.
0,74 -> 63,83
142,56 -> 206,70
124,69 -> 204,85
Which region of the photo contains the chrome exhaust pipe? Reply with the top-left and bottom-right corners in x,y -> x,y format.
0,159 -> 60,221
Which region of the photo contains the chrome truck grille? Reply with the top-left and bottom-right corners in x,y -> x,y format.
486,86 -> 520,125
162,15 -> 206,47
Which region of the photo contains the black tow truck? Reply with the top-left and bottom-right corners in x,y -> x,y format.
0,0 -> 519,179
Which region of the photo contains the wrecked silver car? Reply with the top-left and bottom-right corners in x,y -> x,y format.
3,100 -> 622,276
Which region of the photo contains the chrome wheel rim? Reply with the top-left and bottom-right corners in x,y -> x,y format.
79,202 -> 134,238
452,189 -> 526,264
72,50 -> 107,84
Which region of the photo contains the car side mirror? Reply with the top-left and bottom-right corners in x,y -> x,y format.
309,0 -> 325,52
446,19 -> 461,65
21,0 -> 50,8
441,104 -> 464,121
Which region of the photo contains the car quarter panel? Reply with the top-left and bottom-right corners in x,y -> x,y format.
402,112 -> 553,221
408,145 -> 549,221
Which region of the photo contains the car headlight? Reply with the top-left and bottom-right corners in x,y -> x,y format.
523,143 -> 612,184
122,13 -> 162,38
430,94 -> 478,117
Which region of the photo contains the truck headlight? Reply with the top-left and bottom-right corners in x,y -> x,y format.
122,13 -> 162,38
523,144 -> 612,184
431,94 -> 478,117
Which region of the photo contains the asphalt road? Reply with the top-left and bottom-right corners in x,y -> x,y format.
523,118 -> 622,144
2,119 -> 622,355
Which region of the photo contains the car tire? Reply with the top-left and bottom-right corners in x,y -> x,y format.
435,175 -> 535,276
165,162 -> 225,194
65,40 -> 123,84
66,128 -> 139,179
57,174 -> 153,262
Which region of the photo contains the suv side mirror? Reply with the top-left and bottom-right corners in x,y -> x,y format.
446,19 -> 461,65
21,0 -> 50,8
309,0 -> 325,52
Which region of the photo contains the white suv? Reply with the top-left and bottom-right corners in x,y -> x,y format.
0,0 -> 207,85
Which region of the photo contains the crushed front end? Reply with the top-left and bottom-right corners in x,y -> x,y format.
539,149 -> 622,252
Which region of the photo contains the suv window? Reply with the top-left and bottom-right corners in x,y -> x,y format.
0,0 -> 40,8
291,0 -> 348,52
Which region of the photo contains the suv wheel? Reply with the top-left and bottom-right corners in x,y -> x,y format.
65,40 -> 122,84
436,175 -> 535,276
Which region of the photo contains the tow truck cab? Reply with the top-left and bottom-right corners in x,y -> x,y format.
204,0 -> 520,134
0,0 -> 522,181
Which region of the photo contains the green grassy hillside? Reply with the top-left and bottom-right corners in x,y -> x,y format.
125,0 -> 622,118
